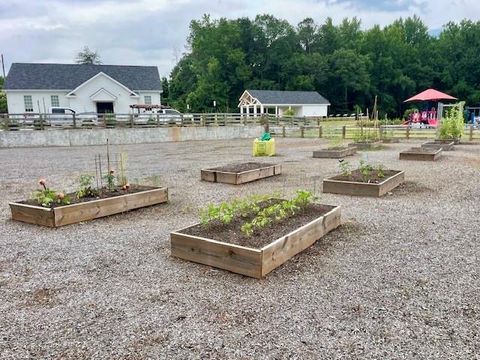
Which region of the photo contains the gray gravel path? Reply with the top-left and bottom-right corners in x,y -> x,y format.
0,138 -> 479,359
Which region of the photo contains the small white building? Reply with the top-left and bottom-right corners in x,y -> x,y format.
4,63 -> 162,114
238,90 -> 330,117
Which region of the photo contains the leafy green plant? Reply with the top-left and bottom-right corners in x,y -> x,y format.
240,190 -> 315,236
439,102 -> 465,140
76,174 -> 98,199
200,190 -> 315,237
283,108 -> 295,117
376,164 -> 385,179
200,194 -> 270,226
104,170 -> 116,192
353,129 -> 379,142
32,178 -> 71,207
359,160 -> 373,182
338,159 -> 352,177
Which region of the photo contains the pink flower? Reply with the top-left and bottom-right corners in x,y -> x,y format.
39,178 -> 46,186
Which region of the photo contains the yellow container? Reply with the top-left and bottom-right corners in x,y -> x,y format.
253,138 -> 275,156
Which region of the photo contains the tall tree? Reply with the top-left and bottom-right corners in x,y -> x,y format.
168,14 -> 480,116
75,46 -> 102,65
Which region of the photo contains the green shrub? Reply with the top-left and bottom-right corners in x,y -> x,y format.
439,102 -> 465,140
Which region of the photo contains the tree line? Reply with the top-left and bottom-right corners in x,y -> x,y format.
164,14 -> 480,117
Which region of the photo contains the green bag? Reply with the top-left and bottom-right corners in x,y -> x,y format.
259,132 -> 271,141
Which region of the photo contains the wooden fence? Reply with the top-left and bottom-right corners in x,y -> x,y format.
270,124 -> 480,141
0,113 -> 364,131
1,112 -> 479,141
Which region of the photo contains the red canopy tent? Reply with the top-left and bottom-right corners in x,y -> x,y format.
404,88 -> 457,102
403,89 -> 457,127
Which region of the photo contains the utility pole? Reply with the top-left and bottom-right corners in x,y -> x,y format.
1,54 -> 5,78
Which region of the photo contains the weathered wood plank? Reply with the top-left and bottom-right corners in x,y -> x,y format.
313,147 -> 356,158
422,141 -> 454,151
10,187 -> 168,227
200,164 -> 281,185
261,206 -> 341,277
171,232 -> 263,278
9,203 -> 55,227
399,148 -> 442,161
323,171 -> 405,197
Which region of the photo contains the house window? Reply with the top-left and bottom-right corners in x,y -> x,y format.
144,95 -> 152,105
24,95 -> 33,112
51,95 -> 59,107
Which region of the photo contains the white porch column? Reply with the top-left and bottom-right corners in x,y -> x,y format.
240,105 -> 244,116
253,104 -> 257,117
260,104 -> 264,115
275,106 -> 279,117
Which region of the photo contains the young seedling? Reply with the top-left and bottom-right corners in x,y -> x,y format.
338,159 -> 352,178
32,178 -> 71,207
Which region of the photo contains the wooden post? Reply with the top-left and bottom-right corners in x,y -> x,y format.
156,113 -> 160,127
129,114 -> 134,128
300,126 -> 305,138
282,126 -> 286,138
406,126 -> 410,139
342,125 -> 346,139
318,125 -> 322,138
469,124 -> 473,141
72,113 -> 77,129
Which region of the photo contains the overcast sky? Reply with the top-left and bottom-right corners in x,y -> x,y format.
1,0 -> 480,78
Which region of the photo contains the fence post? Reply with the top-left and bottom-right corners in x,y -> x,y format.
72,113 -> 77,129
300,126 -> 305,138
470,125 -> 473,141
318,126 -> 322,138
129,114 -> 134,128
406,126 -> 410,139
342,125 -> 346,139
156,114 -> 160,127
282,126 -> 286,138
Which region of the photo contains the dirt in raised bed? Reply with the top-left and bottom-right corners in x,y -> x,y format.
180,203 -> 335,249
209,162 -> 276,173
20,184 -> 161,208
330,169 -> 400,183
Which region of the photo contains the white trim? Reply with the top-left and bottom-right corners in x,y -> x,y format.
66,72 -> 139,97
89,87 -> 118,101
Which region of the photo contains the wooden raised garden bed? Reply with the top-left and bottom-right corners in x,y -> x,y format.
9,186 -> 168,227
422,141 -> 454,151
323,170 -> 405,197
400,147 -> 442,161
201,162 -> 281,185
170,204 -> 341,278
348,141 -> 382,150
313,146 -> 356,159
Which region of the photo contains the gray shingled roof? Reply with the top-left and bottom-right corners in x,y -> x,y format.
4,63 -> 161,91
247,90 -> 330,105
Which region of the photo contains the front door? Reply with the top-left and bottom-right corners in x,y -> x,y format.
96,102 -> 114,113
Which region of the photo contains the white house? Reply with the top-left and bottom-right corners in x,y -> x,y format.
4,63 -> 162,114
238,90 -> 330,117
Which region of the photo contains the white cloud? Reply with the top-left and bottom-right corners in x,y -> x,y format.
1,0 -> 480,77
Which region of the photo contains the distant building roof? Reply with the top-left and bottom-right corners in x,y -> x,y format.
246,90 -> 330,105
4,63 -> 162,91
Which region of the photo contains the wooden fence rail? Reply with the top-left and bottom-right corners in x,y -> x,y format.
1,113 -> 479,141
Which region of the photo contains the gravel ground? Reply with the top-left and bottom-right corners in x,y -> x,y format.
0,138 -> 479,359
